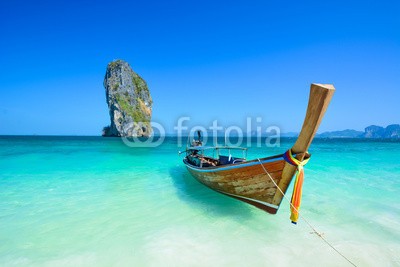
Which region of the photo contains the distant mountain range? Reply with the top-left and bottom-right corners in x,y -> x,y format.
163,124 -> 400,139
316,124 -> 400,139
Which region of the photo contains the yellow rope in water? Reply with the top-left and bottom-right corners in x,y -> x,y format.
257,158 -> 358,267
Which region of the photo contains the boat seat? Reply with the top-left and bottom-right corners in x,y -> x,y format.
219,155 -> 234,165
219,155 -> 246,165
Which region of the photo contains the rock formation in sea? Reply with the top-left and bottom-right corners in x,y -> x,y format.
317,124 -> 400,139
103,59 -> 152,137
363,125 -> 385,138
361,124 -> 400,138
382,124 -> 400,138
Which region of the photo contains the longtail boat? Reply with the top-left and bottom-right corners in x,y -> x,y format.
180,84 -> 335,223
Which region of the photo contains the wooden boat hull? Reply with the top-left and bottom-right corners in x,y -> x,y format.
182,83 -> 335,216
184,155 -> 286,214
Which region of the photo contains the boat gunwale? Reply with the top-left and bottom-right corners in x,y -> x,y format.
187,145 -> 248,151
183,153 -> 285,173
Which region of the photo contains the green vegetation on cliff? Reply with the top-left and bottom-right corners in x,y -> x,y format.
132,74 -> 153,106
115,93 -> 149,123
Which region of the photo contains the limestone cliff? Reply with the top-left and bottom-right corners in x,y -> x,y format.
103,59 -> 152,137
383,124 -> 400,138
362,124 -> 400,138
318,124 -> 400,139
363,125 -> 385,138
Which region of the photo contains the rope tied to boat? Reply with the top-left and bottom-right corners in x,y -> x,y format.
257,158 -> 358,267
283,149 -> 310,224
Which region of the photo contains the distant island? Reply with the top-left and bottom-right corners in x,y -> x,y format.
316,124 -> 400,139
160,125 -> 400,139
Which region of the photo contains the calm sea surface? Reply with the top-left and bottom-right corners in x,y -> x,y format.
0,136 -> 399,266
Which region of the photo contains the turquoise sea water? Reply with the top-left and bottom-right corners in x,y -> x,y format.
0,136 -> 399,266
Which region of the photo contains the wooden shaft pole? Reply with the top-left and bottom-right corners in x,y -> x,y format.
272,83 -> 335,206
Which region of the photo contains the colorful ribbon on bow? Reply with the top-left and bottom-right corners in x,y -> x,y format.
283,149 -> 310,224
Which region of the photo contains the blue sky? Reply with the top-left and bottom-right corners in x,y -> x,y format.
0,0 -> 399,135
